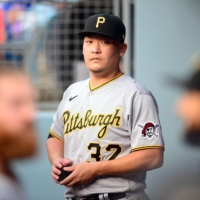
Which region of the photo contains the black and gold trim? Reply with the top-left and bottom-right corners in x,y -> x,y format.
89,72 -> 124,91
132,146 -> 165,152
49,129 -> 64,142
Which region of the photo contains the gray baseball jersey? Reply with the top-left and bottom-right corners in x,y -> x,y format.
49,73 -> 164,199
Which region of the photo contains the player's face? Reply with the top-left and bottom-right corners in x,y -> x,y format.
83,34 -> 127,75
176,90 -> 200,131
0,74 -> 37,159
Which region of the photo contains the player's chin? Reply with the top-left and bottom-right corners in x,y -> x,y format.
88,67 -> 105,74
1,128 -> 37,160
19,127 -> 37,156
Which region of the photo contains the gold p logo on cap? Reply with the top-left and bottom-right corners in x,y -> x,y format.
96,17 -> 106,28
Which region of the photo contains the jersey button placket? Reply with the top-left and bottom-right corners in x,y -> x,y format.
86,92 -> 93,106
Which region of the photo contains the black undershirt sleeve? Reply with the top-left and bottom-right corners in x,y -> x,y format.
47,133 -> 54,140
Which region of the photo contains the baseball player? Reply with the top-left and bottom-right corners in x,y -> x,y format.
46,13 -> 164,200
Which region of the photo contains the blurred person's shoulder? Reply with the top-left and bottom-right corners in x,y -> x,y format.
0,173 -> 28,200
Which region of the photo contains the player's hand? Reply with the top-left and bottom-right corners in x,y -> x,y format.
51,158 -> 73,184
60,162 -> 97,187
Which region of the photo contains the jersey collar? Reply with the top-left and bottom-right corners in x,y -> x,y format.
89,72 -> 124,91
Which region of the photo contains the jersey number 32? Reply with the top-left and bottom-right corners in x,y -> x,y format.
87,143 -> 122,162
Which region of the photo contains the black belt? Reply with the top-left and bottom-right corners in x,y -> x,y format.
70,193 -> 126,200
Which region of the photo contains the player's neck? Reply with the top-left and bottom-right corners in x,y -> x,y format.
89,69 -> 123,90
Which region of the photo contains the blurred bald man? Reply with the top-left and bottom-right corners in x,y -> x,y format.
0,66 -> 37,200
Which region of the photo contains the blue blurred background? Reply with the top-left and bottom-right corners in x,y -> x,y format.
1,0 -> 200,199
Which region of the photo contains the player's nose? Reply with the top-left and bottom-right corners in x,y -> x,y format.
175,94 -> 187,118
21,102 -> 36,124
91,41 -> 101,54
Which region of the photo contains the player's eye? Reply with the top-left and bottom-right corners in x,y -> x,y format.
101,40 -> 109,44
86,40 -> 92,44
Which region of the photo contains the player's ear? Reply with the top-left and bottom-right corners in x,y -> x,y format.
119,43 -> 127,57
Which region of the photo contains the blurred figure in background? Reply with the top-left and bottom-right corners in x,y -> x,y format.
0,65 -> 37,200
165,55 -> 200,200
175,55 -> 200,146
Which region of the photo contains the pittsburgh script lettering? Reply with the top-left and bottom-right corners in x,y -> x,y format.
63,109 -> 121,139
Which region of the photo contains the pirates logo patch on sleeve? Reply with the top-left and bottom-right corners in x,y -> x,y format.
137,122 -> 160,139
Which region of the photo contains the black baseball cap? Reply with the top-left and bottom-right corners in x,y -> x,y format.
177,69 -> 200,90
184,70 -> 200,90
78,13 -> 126,43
